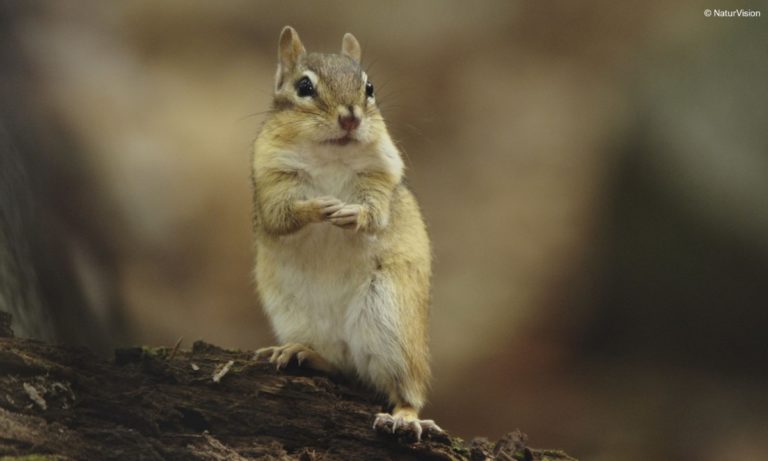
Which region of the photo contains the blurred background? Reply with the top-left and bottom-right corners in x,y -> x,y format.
1,1 -> 767,459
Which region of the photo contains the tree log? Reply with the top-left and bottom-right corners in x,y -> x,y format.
0,314 -> 576,460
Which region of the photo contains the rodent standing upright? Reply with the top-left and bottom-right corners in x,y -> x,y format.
251,26 -> 441,439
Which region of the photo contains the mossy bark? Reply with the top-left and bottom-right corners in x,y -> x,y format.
0,315 -> 576,461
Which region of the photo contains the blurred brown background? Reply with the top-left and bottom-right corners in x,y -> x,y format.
2,1 -> 767,460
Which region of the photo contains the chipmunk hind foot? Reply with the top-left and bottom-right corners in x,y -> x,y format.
373,405 -> 443,442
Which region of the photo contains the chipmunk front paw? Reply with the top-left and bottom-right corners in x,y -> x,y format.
309,196 -> 345,221
327,204 -> 364,230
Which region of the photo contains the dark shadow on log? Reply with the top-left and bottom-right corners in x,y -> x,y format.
0,315 -> 576,461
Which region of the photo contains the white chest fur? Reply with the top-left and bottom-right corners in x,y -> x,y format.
258,142 -> 399,372
304,150 -> 360,199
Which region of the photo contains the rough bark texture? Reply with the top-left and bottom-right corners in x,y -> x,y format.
0,314 -> 576,461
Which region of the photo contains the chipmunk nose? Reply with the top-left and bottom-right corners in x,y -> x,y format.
338,114 -> 360,132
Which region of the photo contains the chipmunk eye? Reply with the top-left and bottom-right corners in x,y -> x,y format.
295,76 -> 315,98
365,81 -> 374,98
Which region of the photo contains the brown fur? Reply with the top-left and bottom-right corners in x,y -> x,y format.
251,27 -> 435,430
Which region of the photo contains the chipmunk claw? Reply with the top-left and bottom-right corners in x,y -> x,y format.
254,343 -> 310,370
254,343 -> 337,374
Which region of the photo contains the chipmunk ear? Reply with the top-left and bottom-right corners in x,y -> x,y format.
278,26 -> 305,67
277,26 -> 305,84
341,33 -> 361,63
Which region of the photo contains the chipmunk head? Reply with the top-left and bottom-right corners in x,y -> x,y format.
271,26 -> 383,147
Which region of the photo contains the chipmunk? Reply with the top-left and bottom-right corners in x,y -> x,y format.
251,26 -> 441,440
